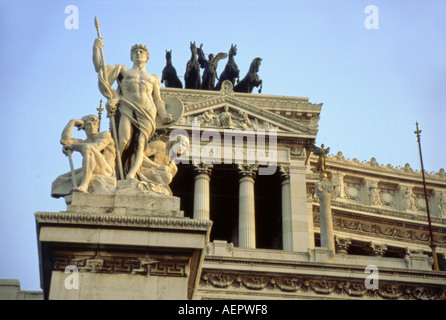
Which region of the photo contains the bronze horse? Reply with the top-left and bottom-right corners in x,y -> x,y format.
234,57 -> 263,93
216,44 -> 240,90
161,50 -> 183,88
184,42 -> 201,89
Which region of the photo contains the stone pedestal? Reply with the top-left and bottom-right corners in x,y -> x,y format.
35,183 -> 212,300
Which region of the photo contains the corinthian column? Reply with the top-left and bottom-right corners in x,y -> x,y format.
279,165 -> 292,251
237,163 -> 258,248
315,175 -> 335,253
193,162 -> 213,220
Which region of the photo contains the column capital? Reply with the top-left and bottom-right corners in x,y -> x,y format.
366,242 -> 388,257
193,161 -> 214,177
315,177 -> 333,198
278,164 -> 290,181
334,236 -> 352,254
237,163 -> 258,180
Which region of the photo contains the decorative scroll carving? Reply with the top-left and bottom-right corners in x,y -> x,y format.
200,271 -> 444,299
313,211 -> 446,246
275,277 -> 302,292
241,275 -> 269,290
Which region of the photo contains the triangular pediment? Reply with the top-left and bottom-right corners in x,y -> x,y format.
175,95 -> 316,136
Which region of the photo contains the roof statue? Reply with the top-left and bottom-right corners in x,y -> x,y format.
234,57 -> 263,94
197,43 -> 228,90
215,44 -> 240,90
305,143 -> 330,176
161,50 -> 183,89
184,41 -> 201,89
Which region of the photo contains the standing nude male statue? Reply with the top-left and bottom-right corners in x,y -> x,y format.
93,38 -> 173,180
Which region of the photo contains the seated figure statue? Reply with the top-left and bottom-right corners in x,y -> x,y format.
51,114 -> 116,198
137,135 -> 189,196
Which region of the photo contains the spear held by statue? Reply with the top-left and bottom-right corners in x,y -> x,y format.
94,16 -> 125,180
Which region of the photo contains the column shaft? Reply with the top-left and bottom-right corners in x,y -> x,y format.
237,164 -> 258,249
193,163 -> 213,220
239,176 -> 256,248
316,178 -> 335,253
281,178 -> 293,251
193,174 -> 210,220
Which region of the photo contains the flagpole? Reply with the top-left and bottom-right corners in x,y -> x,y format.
94,17 -> 125,180
414,122 -> 439,271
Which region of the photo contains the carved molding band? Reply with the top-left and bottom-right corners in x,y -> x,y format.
313,211 -> 446,246
54,256 -> 187,277
200,272 -> 444,300
36,212 -> 213,231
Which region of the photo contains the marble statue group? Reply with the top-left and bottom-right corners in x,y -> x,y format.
51,17 -> 264,201
52,18 -> 187,199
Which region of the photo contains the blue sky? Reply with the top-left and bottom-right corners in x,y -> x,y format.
0,1 -> 445,291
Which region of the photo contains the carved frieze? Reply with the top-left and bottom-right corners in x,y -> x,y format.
199,271 -> 444,300
313,210 -> 446,246
53,255 -> 187,277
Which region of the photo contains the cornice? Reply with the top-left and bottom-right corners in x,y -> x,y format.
35,211 -> 212,231
319,153 -> 446,184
